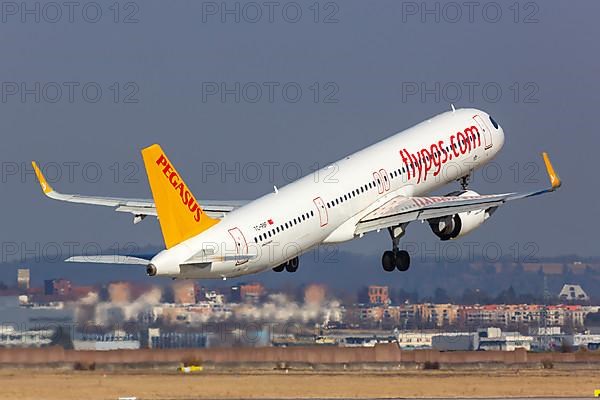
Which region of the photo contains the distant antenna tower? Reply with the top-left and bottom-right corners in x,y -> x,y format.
540,274 -> 550,347
543,273 -> 551,303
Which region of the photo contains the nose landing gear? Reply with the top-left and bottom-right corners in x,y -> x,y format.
381,225 -> 411,272
458,173 -> 471,190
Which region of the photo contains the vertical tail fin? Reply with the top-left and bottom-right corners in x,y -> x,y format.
141,144 -> 219,248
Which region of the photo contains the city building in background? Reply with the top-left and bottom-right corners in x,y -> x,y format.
239,282 -> 264,303
44,278 -> 71,296
17,268 -> 30,291
559,284 -> 589,302
368,286 -> 390,305
0,268 -> 598,352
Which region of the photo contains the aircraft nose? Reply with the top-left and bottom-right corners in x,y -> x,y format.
496,125 -> 505,149
486,114 -> 504,150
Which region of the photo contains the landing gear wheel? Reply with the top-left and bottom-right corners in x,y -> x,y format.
285,257 -> 299,273
272,264 -> 285,272
383,224 -> 410,272
394,250 -> 410,271
382,251 -> 396,272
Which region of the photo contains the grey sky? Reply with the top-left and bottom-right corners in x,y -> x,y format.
2,0 -> 599,266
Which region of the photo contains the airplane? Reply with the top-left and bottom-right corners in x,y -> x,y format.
32,107 -> 561,279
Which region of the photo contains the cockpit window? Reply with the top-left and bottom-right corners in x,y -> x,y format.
489,115 -> 499,129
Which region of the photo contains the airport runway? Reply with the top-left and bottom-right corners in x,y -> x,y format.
2,369 -> 598,400
117,395 -> 600,400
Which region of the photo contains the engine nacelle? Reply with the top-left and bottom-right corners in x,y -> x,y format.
428,190 -> 494,241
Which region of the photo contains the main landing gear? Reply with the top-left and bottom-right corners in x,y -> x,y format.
273,256 -> 299,273
382,225 -> 410,272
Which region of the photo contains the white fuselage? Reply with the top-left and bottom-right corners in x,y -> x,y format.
150,108 -> 505,279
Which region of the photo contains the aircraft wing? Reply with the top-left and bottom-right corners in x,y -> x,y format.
355,152 -> 561,235
31,161 -> 247,222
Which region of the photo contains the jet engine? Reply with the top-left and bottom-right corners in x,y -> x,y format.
428,190 -> 495,241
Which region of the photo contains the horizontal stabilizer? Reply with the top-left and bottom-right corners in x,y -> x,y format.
65,255 -> 151,265
181,253 -> 258,265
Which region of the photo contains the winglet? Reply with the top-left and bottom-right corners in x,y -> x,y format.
31,161 -> 53,194
542,152 -> 561,190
